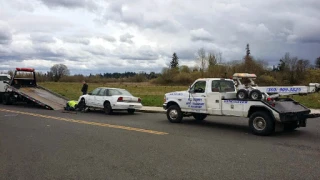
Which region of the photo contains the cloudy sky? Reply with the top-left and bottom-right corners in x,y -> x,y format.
0,0 -> 320,74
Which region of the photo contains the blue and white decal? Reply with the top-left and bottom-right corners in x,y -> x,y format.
266,87 -> 302,93
223,100 -> 248,104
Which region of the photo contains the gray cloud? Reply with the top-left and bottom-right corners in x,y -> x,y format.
63,37 -> 90,45
120,33 -> 134,44
1,0 -> 320,74
30,33 -> 56,43
114,45 -> 159,60
190,28 -> 214,42
0,23 -> 12,45
39,0 -> 98,10
102,35 -> 116,42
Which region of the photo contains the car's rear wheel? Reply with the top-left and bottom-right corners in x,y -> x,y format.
128,109 -> 135,114
236,89 -> 248,100
104,102 -> 113,115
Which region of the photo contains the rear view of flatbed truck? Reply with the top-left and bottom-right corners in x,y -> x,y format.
2,68 -> 68,110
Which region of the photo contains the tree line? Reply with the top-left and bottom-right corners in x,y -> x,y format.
4,44 -> 320,85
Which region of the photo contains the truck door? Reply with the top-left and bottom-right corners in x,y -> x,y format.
187,80 -> 207,113
206,80 -> 222,115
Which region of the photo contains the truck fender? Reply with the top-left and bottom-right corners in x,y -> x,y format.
165,99 -> 182,110
247,105 -> 280,122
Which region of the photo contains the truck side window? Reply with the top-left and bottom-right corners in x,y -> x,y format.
220,81 -> 235,92
211,80 -> 220,92
191,81 -> 206,93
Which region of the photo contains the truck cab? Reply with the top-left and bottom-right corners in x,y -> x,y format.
164,78 -> 237,115
0,74 -> 11,100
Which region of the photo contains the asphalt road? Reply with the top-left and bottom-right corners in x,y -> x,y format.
1,104 -> 320,180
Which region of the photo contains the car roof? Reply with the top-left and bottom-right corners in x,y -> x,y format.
96,87 -> 126,90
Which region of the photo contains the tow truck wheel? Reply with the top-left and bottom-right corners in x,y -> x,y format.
167,105 -> 183,123
192,113 -> 207,121
104,102 -> 113,115
2,94 -> 12,105
249,111 -> 275,136
236,89 -> 248,100
249,90 -> 262,100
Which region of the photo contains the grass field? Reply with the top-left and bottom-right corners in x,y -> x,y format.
38,82 -> 320,109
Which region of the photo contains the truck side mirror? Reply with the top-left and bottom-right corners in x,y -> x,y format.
3,80 -> 9,84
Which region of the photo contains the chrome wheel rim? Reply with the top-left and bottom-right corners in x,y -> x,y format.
253,117 -> 266,130
169,109 -> 178,120
251,92 -> 259,100
238,92 -> 245,99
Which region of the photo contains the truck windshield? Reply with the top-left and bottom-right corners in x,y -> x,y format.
0,76 -> 10,81
212,80 -> 235,92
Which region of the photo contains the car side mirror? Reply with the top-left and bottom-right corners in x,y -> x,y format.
3,80 -> 9,84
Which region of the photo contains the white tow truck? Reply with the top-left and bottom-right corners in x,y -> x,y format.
163,78 -> 320,136
232,73 -> 320,100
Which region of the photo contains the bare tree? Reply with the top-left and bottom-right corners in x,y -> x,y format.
50,64 -> 70,82
197,48 -> 207,77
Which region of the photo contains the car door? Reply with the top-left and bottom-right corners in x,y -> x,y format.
87,88 -> 101,107
94,89 -> 107,108
187,80 -> 207,113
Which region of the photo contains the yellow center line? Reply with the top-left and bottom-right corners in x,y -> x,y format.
0,108 -> 168,135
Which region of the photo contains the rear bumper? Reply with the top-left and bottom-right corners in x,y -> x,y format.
111,102 -> 142,110
279,111 -> 310,122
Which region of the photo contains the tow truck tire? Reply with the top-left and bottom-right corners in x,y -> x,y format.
283,122 -> 298,131
249,89 -> 262,100
193,113 -> 207,121
249,111 -> 275,136
104,101 -> 113,115
167,105 -> 183,123
236,89 -> 248,100
2,94 -> 12,105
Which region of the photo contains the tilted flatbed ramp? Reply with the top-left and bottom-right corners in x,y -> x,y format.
17,87 -> 68,110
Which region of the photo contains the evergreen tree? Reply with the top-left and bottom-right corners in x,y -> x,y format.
170,52 -> 179,68
316,57 -> 320,69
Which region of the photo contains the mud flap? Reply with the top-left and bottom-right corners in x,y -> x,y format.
275,121 -> 284,132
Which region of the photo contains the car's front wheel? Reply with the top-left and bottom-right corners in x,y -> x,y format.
104,102 -> 113,115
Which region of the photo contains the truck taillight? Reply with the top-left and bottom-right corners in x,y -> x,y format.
117,97 -> 123,102
138,98 -> 141,102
